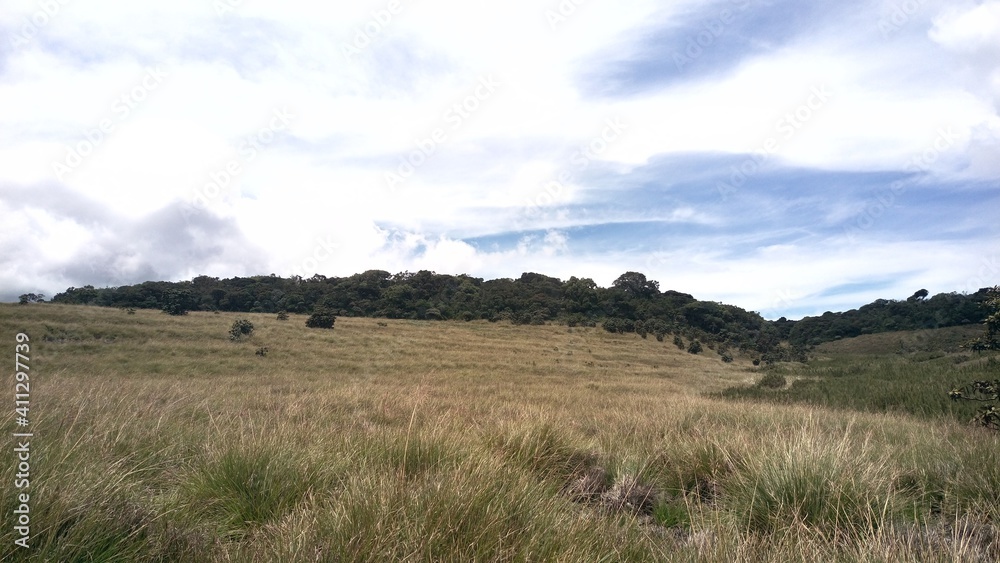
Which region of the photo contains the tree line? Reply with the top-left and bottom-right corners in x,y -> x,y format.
47,271 -> 995,359
783,288 -> 992,346
50,270 -> 799,360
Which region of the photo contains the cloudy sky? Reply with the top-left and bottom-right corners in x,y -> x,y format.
1,0 -> 998,318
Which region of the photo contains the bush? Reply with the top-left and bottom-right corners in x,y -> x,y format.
276,311 -> 289,321
161,289 -> 195,316
687,340 -> 703,354
757,373 -> 786,389
18,293 -> 44,304
673,334 -> 685,349
603,318 -> 634,334
949,380 -> 999,430
229,319 -> 254,341
306,308 -> 336,329
162,300 -> 189,316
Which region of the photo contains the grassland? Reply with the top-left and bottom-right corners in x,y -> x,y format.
1,303 -> 998,561
718,326 -> 999,423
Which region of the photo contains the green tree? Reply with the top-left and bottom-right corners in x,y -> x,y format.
306,308 -> 337,329
952,286 -> 1000,430
162,289 -> 196,315
966,286 -> 999,352
18,293 -> 44,304
612,271 -> 660,299
949,380 -> 999,430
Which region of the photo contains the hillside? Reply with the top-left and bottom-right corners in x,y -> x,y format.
785,289 -> 991,345
814,324 -> 985,356
48,270 -> 795,361
2,303 -> 998,561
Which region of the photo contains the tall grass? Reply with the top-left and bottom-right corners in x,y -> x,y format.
1,303 -> 998,561
717,354 -> 998,422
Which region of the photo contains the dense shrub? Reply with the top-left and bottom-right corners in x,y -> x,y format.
687,340 -> 703,354
306,308 -> 337,329
603,318 -> 634,334
18,292 -> 44,304
229,319 -> 254,341
757,373 -> 787,389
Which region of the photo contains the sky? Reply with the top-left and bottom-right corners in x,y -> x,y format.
1,0 -> 998,319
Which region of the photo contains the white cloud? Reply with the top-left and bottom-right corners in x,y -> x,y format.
1,1 -> 998,317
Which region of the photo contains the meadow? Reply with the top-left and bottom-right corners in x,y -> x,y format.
1,303 -> 998,561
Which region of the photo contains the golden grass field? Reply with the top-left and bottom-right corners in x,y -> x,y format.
1,303 -> 998,561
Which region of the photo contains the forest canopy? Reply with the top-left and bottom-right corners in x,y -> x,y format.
50,271 -> 993,355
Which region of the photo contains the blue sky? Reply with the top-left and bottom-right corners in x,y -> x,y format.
1,0 -> 998,318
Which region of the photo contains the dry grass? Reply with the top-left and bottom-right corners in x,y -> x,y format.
1,303 -> 998,561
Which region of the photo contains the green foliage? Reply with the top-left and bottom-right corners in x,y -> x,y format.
757,373 -> 786,389
161,288 -> 196,316
18,292 -> 44,304
965,286 -> 1000,353
276,310 -> 289,321
229,319 -> 254,341
673,334 -> 685,349
687,340 -> 703,354
949,380 -> 999,430
612,271 -> 659,298
602,317 -> 633,334
180,446 -> 321,540
720,355 -> 998,424
305,308 -> 336,329
47,268 -> 814,362
951,287 -> 1000,430
788,288 -> 992,346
